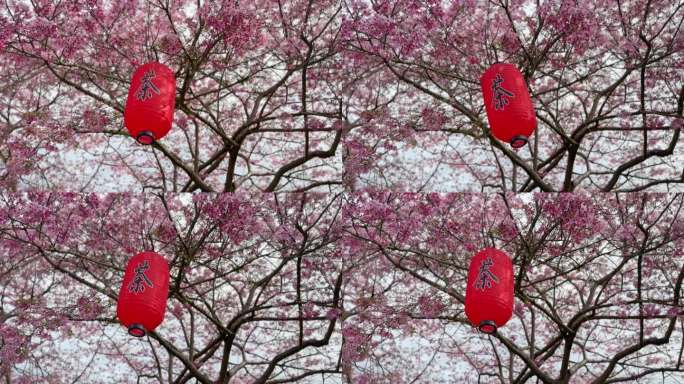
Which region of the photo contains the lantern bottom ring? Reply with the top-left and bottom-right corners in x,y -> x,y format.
478,320 -> 497,334
128,323 -> 147,337
136,131 -> 156,145
510,135 -> 528,149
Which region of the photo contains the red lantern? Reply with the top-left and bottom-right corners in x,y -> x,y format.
465,247 -> 514,334
117,251 -> 170,337
480,63 -> 536,148
124,62 -> 176,145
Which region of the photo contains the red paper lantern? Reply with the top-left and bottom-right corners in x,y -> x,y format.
465,247 -> 514,334
480,63 -> 537,148
124,62 -> 176,145
117,251 -> 170,337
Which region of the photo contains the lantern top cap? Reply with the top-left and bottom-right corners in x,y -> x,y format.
476,246 -> 504,253
474,247 -> 512,260
480,62 -> 520,80
488,61 -> 516,67
132,61 -> 174,74
138,61 -> 165,66
132,250 -> 167,261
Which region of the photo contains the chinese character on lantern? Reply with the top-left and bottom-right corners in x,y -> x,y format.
127,260 -> 154,294
135,70 -> 161,101
474,256 -> 499,290
492,74 -> 514,111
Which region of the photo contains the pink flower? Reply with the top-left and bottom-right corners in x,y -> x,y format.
326,308 -> 343,320
421,107 -> 447,130
417,295 -> 444,317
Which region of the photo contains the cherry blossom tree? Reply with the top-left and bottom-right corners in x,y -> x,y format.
1,0 -> 682,192
1,1 -> 356,192
1,192 -> 683,383
0,192 -> 349,383
1,1 -> 683,384
343,192 -> 684,382
341,0 -> 684,192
